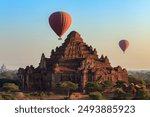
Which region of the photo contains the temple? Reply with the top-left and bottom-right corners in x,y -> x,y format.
18,31 -> 128,92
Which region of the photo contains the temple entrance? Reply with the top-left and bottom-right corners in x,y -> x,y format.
87,70 -> 95,82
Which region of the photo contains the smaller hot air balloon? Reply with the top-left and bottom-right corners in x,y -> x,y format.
49,11 -> 72,40
119,40 -> 129,53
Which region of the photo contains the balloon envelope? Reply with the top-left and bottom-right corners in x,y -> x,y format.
119,40 -> 129,53
49,11 -> 72,39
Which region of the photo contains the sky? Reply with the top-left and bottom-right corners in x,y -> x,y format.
0,0 -> 150,70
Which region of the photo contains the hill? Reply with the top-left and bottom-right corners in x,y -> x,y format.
128,70 -> 150,80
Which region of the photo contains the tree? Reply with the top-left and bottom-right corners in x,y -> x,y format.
143,79 -> 150,89
113,88 -> 126,100
103,80 -> 113,90
89,91 -> 104,100
115,80 -> 127,88
104,80 -> 113,87
1,83 -> 20,92
128,75 -> 145,85
60,81 -> 78,97
85,82 -> 102,94
134,87 -> 150,100
0,71 -> 17,79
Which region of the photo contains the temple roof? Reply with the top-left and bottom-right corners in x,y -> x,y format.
41,31 -> 110,73
49,31 -> 98,63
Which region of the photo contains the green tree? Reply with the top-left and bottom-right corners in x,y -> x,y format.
143,79 -> 150,89
115,80 -> 127,88
128,75 -> 145,85
60,81 -> 78,97
134,87 -> 150,100
103,80 -> 113,88
85,82 -> 102,94
0,71 -> 16,79
103,80 -> 113,91
113,88 -> 126,100
89,91 -> 104,100
1,83 -> 19,92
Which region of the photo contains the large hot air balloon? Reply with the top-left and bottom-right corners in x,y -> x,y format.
119,40 -> 129,53
49,11 -> 72,40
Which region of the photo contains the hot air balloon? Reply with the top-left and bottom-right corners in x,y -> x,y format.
119,40 -> 129,53
49,11 -> 72,40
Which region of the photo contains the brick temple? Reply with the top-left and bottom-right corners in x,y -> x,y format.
18,31 -> 128,92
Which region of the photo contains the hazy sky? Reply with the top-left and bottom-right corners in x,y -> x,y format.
0,0 -> 150,70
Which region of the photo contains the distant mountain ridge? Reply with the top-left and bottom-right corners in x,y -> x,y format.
128,70 -> 150,80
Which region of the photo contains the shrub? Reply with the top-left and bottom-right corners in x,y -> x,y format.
61,81 -> 78,97
143,79 -> 150,88
30,92 -> 39,96
115,80 -> 127,88
2,83 -> 19,92
85,82 -> 102,94
89,91 -> 104,100
134,88 -> 150,100
2,94 -> 15,100
113,88 -> 126,100
55,83 -> 65,94
0,95 -> 4,100
24,93 -> 30,97
103,80 -> 113,88
128,75 -> 145,85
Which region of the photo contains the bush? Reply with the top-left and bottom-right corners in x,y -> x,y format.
55,83 -> 65,94
2,83 -> 19,92
24,93 -> 30,97
113,88 -> 126,100
128,75 -> 145,85
85,82 -> 102,94
103,80 -> 113,88
89,92 -> 104,100
115,80 -> 127,88
0,95 -> 4,100
2,94 -> 15,100
143,79 -> 150,88
60,81 -> 78,97
134,88 -> 150,100
30,92 -> 39,96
